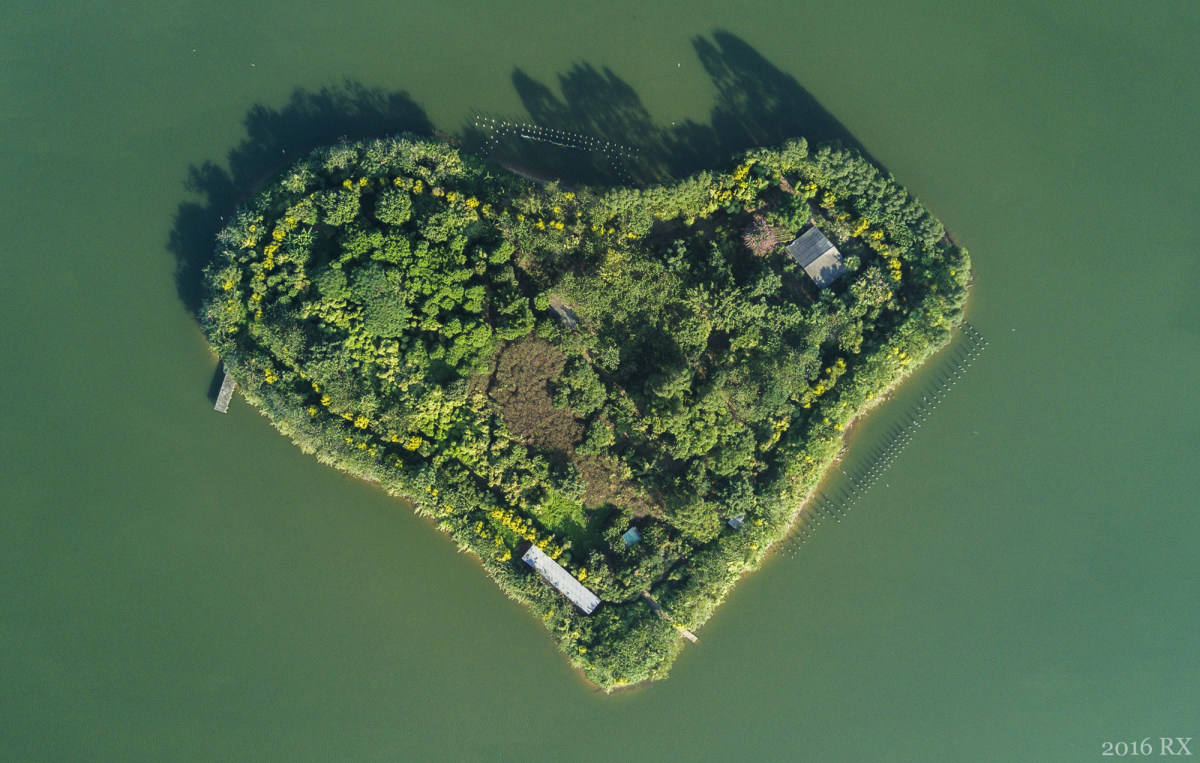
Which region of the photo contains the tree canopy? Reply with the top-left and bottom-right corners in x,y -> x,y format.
202,134 -> 970,689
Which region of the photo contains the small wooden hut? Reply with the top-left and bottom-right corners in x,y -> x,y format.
785,224 -> 846,289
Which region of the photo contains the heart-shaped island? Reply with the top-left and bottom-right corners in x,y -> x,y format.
202,135 -> 969,689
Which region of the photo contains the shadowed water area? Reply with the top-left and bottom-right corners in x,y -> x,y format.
2,2 -> 1198,759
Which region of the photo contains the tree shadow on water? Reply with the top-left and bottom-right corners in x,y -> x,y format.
695,31 -> 874,164
170,81 -> 432,316
173,32 -> 874,318
467,30 -> 877,187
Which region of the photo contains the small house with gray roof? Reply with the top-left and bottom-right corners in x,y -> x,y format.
785,224 -> 846,289
522,544 -> 600,614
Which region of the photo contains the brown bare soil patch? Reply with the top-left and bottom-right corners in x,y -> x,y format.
489,337 -> 657,514
488,337 -> 580,466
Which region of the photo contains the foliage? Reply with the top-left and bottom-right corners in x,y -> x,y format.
201,135 -> 970,690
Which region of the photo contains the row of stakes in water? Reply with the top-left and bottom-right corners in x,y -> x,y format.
474,115 -> 638,185
778,323 -> 989,559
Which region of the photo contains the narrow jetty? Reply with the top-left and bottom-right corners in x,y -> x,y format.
641,591 -> 699,643
214,368 -> 235,413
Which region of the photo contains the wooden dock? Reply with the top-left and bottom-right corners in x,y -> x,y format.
642,591 -> 698,643
214,368 -> 235,413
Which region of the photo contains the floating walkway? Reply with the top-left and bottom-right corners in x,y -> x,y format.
777,322 -> 990,558
214,368 -> 235,413
473,115 -> 639,186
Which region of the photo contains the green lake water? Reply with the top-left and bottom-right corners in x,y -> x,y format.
3,2 -> 1197,759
